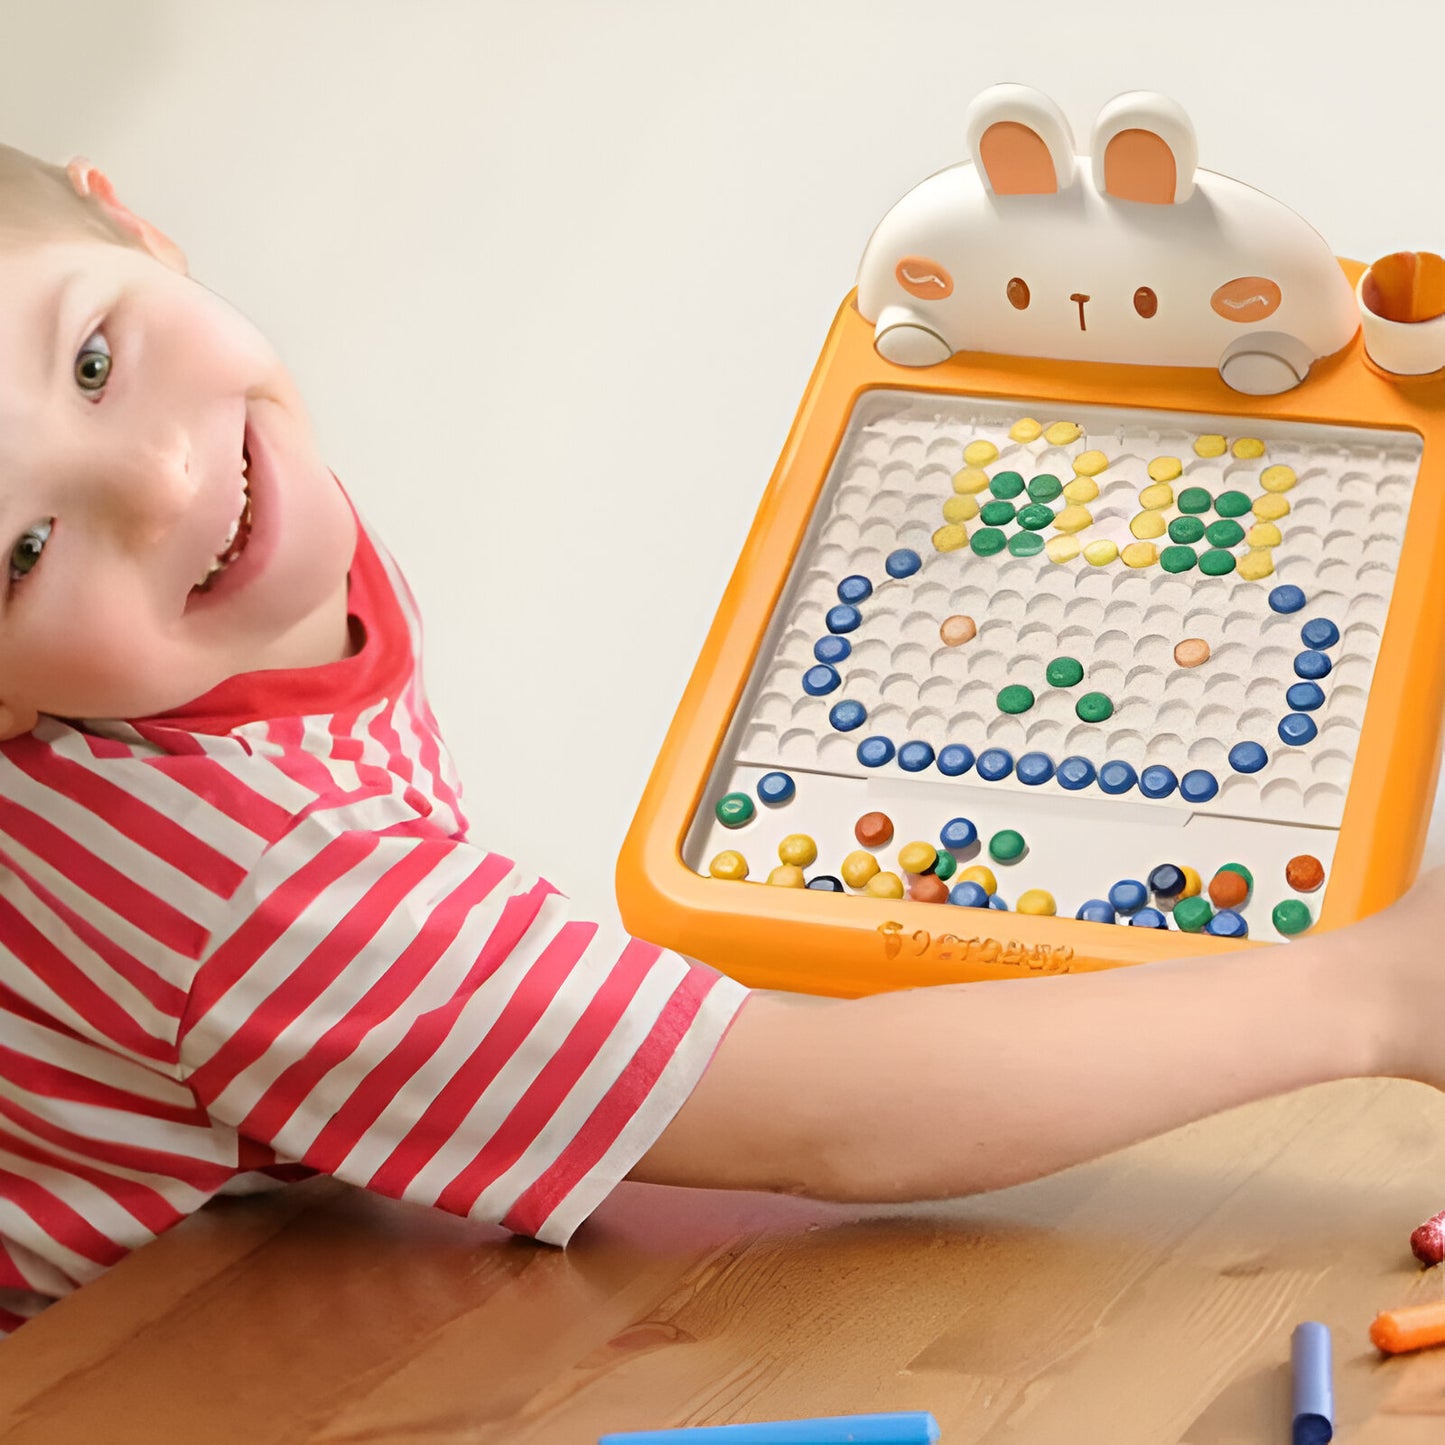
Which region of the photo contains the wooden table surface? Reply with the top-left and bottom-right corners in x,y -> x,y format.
3,1079 -> 1445,1443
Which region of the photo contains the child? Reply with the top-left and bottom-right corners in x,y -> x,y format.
0,144 -> 1441,1337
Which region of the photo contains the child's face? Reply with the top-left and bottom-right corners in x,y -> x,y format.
0,230 -> 357,734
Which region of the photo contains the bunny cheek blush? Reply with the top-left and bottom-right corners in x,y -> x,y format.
619,82 -> 1445,995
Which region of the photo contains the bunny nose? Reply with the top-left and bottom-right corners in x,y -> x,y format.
1070,293 -> 1090,331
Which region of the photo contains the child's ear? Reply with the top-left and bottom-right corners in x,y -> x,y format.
0,700 -> 38,742
65,158 -> 188,274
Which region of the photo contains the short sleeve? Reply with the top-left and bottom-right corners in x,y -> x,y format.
177,816 -> 749,1244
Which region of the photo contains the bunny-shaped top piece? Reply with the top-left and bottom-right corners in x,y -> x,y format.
855,85 -> 1359,395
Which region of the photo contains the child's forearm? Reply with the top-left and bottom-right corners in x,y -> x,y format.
633,928 -> 1393,1203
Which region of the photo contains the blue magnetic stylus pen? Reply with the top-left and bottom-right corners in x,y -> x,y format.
599,1411 -> 941,1444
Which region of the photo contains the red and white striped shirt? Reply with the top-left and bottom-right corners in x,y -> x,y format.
0,515 -> 748,1336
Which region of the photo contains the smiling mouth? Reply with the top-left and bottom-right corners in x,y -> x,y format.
191,447 -> 254,594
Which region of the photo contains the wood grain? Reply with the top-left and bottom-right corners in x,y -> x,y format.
2,1078 -> 1444,1443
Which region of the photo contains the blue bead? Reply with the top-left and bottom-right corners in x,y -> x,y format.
936,743 -> 975,777
1148,865 -> 1185,898
885,548 -> 922,579
813,634 -> 851,665
829,699 -> 867,732
756,771 -> 795,805
1294,650 -> 1332,680
898,740 -> 936,772
1300,617 -> 1340,649
1109,878 -> 1148,913
1180,769 -> 1219,803
1139,765 -> 1178,799
1286,681 -> 1325,711
1130,907 -> 1170,929
802,664 -> 841,696
826,604 -> 862,634
1205,909 -> 1249,938
1098,760 -> 1137,795
806,875 -> 844,891
837,574 -> 873,604
1076,898 -> 1116,924
857,736 -> 895,768
1017,751 -> 1055,786
1228,741 -> 1268,774
976,747 -> 1014,781
989,895 -> 1007,910
949,881 -> 990,908
940,817 -> 977,851
1269,585 -> 1306,614
1057,755 -> 1097,791
1278,712 -> 1319,746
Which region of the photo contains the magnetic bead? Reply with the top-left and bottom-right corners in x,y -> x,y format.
826,604 -> 862,633
1017,752 -> 1055,786
1205,519 -> 1246,548
864,871 -> 905,899
964,439 -> 1000,466
1194,434 -> 1227,457
778,834 -> 818,868
1220,861 -> 1254,889
1228,741 -> 1268,774
1047,656 -> 1085,688
1109,878 -> 1148,913
837,574 -> 872,604
1076,898 -> 1117,923
1044,421 -> 1082,444
909,873 -> 950,904
1057,756 -> 1097,791
1213,489 -> 1253,518
708,850 -> 748,880
1130,908 -> 1170,929
1286,854 -> 1325,892
1180,770 -> 1219,803
980,499 -> 1017,527
1294,650 -> 1332,680
976,748 -> 1014,781
898,740 -> 936,772
1179,865 -> 1203,899
1198,549 -> 1236,577
814,634 -> 851,665
854,811 -> 894,847
806,874 -> 844,891
1098,760 -> 1137,795
1278,713 -> 1319,746
857,736 -> 895,767
1173,896 -> 1214,932
949,880 -> 990,908
757,771 -> 796,805
989,895 -> 1008,910
1301,618 -> 1340,649
1076,692 -> 1114,723
989,829 -> 1026,863
939,615 -> 977,647
803,664 -> 841,696
885,548 -> 921,579
1209,869 -> 1250,909
1016,503 -> 1056,530
1010,418 -> 1043,442
940,817 -> 977,851
1008,531 -> 1046,557
767,864 -> 807,888
1205,910 -> 1248,938
1139,765 -> 1178,799
932,850 -> 958,881
959,864 -> 998,894
970,528 -> 1008,556
716,792 -> 755,827
1273,899 -> 1313,935
898,841 -> 938,874
840,850 -> 880,889
1177,486 -> 1212,514
1232,437 -> 1266,458
1017,889 -> 1056,916
997,684 -> 1035,714
829,699 -> 867,731
1269,585 -> 1306,614
937,743 -> 975,776
1027,473 -> 1063,502
1169,515 -> 1206,545
1286,682 -> 1325,711
1160,545 -> 1197,573
1148,864 -> 1186,899
989,469 -> 1025,499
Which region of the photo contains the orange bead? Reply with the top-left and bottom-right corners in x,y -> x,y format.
854,811 -> 894,848
1286,854 -> 1325,892
1208,870 -> 1249,909
909,873 -> 950,904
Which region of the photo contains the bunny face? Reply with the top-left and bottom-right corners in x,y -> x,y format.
855,86 -> 1360,393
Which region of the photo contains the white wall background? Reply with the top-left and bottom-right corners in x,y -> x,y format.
1,0 -> 1442,919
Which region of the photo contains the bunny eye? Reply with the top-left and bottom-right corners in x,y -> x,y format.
1134,286 -> 1158,319
1007,277 -> 1030,310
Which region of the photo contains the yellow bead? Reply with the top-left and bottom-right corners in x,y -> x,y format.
1194,434 -> 1227,458
1232,436 -> 1266,459
1073,449 -> 1109,476
932,524 -> 968,552
1017,888 -> 1057,916
1237,549 -> 1275,580
964,439 -> 999,467
767,864 -> 807,888
1246,521 -> 1282,548
942,493 -> 980,524
1053,504 -> 1093,533
1121,541 -> 1159,569
952,466 -> 991,495
1139,482 -> 1174,511
1083,539 -> 1119,567
1062,476 -> 1100,503
1130,510 -> 1168,540
1260,464 -> 1297,493
1009,416 -> 1043,442
897,841 -> 938,874
1179,865 -> 1202,899
778,834 -> 817,868
1044,420 -> 1082,445
1252,493 -> 1291,521
841,850 -> 880,889
1046,535 -> 1081,563
959,864 -> 997,894
709,850 -> 748,881
864,870 -> 905,899
1147,455 -> 1183,482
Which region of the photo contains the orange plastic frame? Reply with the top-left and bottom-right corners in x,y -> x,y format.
617,263 -> 1445,995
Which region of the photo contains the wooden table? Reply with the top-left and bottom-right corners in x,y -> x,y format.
3,1079 -> 1445,1442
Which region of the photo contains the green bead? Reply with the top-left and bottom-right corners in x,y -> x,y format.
1205,518 -> 1246,548
1214,489 -> 1252,518
1075,691 -> 1113,723
980,500 -> 1017,526
1007,531 -> 1045,556
1160,545 -> 1197,573
998,684 -> 1035,715
989,470 -> 1025,499
1174,895 -> 1214,932
1046,656 -> 1085,688
1027,473 -> 1063,503
932,850 -> 958,881
716,792 -> 754,828
1273,899 -> 1312,936
1199,548 -> 1236,576
1016,503 -> 1056,531
1178,486 -> 1212,514
970,527 -> 1007,556
989,828 -> 1026,863
1220,861 -> 1254,889
1168,515 -> 1206,545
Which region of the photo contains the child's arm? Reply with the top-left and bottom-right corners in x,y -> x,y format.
630,867 -> 1444,1201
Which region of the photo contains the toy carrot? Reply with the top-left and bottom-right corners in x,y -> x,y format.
1369,1299 -> 1445,1354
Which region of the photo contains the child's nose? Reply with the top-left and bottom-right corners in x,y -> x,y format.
92,437 -> 202,543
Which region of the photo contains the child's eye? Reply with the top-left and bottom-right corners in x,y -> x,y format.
10,520 -> 52,586
74,330 -> 111,393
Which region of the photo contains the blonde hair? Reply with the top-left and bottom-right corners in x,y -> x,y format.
0,144 -> 142,250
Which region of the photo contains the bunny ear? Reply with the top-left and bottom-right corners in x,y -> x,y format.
965,83 -> 1077,196
1091,92 -> 1198,204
